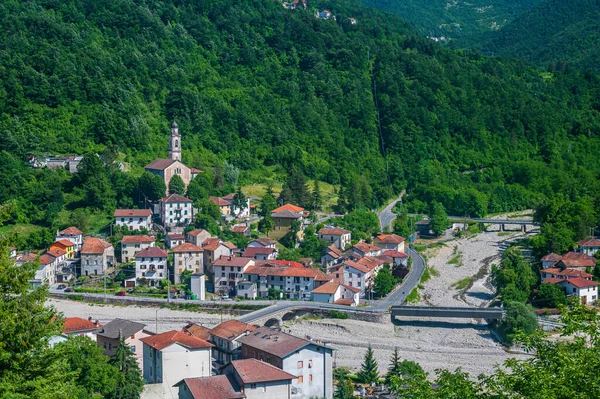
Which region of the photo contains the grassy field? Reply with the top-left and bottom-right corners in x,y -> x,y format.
0,223 -> 44,237
452,277 -> 473,290
242,181 -> 339,211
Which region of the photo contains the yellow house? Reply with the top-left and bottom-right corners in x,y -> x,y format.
50,239 -> 76,259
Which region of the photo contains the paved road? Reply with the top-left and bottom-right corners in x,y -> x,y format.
378,191 -> 405,231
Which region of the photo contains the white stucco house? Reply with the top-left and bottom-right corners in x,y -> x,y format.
134,247 -> 168,286
172,242 -> 204,284
159,193 -> 193,227
318,227 -> 351,250
311,281 -> 360,306
113,209 -> 152,231
121,235 -> 155,263
558,278 -> 599,305
577,238 -> 600,257
141,329 -> 213,399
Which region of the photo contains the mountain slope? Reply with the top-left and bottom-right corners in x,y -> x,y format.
0,0 -> 600,219
481,0 -> 600,71
358,0 -> 544,47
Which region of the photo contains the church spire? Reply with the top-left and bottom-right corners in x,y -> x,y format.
168,121 -> 181,161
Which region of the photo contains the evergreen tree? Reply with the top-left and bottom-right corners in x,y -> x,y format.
186,175 -> 211,202
429,201 -> 449,237
232,186 -> 246,217
260,183 -> 277,216
168,175 -> 186,196
357,345 -> 379,385
282,170 -> 310,207
224,161 -> 240,188
334,377 -> 355,399
311,180 -> 324,211
213,161 -> 224,190
258,213 -> 274,236
109,336 -> 144,399
373,265 -> 398,297
279,185 -> 293,206
385,347 -> 402,385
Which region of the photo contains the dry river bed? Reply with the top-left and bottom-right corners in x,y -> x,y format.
49,223 -> 534,377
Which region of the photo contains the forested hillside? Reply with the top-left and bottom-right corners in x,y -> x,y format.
358,0 -> 543,47
480,0 -> 600,72
1,0 -> 600,239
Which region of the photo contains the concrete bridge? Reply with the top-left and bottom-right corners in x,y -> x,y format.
391,306 -> 504,320
449,216 -> 539,233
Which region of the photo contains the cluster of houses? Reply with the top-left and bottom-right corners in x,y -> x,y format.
55,316 -> 334,399
540,244 -> 600,305
12,226 -> 115,288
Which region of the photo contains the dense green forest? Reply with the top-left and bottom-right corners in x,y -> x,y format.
357,0 -> 543,47
480,0 -> 600,72
1,0 -> 600,253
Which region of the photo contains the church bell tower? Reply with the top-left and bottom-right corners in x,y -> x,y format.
168,121 -> 181,161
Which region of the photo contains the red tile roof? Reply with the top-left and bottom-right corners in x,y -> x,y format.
18,253 -> 39,263
343,284 -> 361,293
318,227 -> 350,236
267,260 -> 304,268
312,282 -> 342,295
140,330 -> 213,351
176,376 -> 244,399
202,238 -> 223,251
242,247 -> 276,257
577,238 -> 600,247
353,242 -> 380,254
160,193 -> 193,203
251,237 -> 278,247
542,277 -> 564,285
541,253 -> 562,261
63,317 -> 102,334
231,359 -> 295,384
213,256 -> 255,268
145,158 -> 176,171
223,242 -> 237,250
121,235 -> 155,243
540,268 -> 561,275
244,265 -> 328,280
183,322 -> 211,341
114,209 -> 152,217
187,229 -> 209,237
210,196 -> 230,207
172,243 -> 203,253
39,254 -> 55,265
382,250 -> 408,258
560,252 -> 597,268
325,245 -> 343,258
53,239 -> 75,248
167,233 -> 185,240
556,269 -> 593,279
560,277 -> 600,289
58,226 -> 83,236
135,247 -> 168,258
376,234 -> 405,244
272,204 -> 304,213
333,299 -> 354,306
231,225 -> 248,233
190,168 -> 204,174
343,260 -> 371,274
81,238 -> 112,254
209,320 -> 257,340
46,248 -> 66,258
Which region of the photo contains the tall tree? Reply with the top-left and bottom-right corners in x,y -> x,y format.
373,265 -> 398,297
232,186 -> 246,217
109,337 -> 144,399
334,377 -> 355,399
260,183 -> 277,216
223,161 -> 240,188
213,161 -> 224,190
282,170 -> 310,207
186,174 -> 211,202
357,345 -> 379,385
258,213 -> 274,237
168,175 -> 186,196
385,347 -> 402,385
311,180 -> 324,211
137,172 -> 166,202
429,201 -> 449,237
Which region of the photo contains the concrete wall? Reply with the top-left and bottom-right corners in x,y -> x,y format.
174,252 -> 204,283
190,274 -> 206,300
282,344 -> 333,399
244,380 -> 291,399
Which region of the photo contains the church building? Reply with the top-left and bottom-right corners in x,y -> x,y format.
144,122 -> 201,192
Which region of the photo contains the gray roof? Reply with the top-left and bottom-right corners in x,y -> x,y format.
96,318 -> 147,339
237,327 -> 333,359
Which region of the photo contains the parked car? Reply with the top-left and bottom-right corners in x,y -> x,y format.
221,294 -> 229,300
64,287 -> 73,292
114,291 -> 127,296
56,284 -> 66,290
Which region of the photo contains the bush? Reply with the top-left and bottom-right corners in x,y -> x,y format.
329,310 -> 349,319
498,301 -> 538,345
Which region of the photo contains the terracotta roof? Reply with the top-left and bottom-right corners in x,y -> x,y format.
343,284 -> 361,293
202,238 -> 223,251
209,320 -> 257,340
145,158 -> 176,171
172,243 -> 203,253
187,229 -> 209,237
541,253 -> 563,261
223,242 -> 237,250
53,239 -> 75,248
114,209 -> 152,217
232,225 -> 248,233
210,196 -> 230,207
353,242 -> 380,254
46,248 -> 66,258
333,299 -> 354,306
272,204 -> 304,213
18,253 -> 39,263
121,235 -> 155,243
540,268 -> 562,274
242,247 -> 276,257
318,227 -> 350,236
160,193 -> 193,203
358,256 -> 386,270
325,245 -> 343,258
231,359 -> 295,384
183,322 -> 211,341
271,210 -> 303,219
382,250 -> 408,258
577,238 -> 600,247
167,233 -> 185,240
141,330 -> 213,351
237,327 -> 329,358
541,277 -> 564,285
560,277 -> 600,289
58,226 -> 83,236
560,252 -> 597,268
267,260 -> 304,268
556,269 -> 593,279
134,247 -> 168,258
81,238 -> 112,254
175,376 -> 244,399
63,317 -> 101,334
39,254 -> 55,265
251,237 -> 277,246
343,260 -> 370,274
244,265 -> 328,279
376,234 -> 405,244
213,256 -> 255,268
312,282 -> 342,294
190,168 -> 204,174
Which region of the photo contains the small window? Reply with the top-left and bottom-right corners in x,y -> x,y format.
250,384 -> 256,389
297,361 -> 303,369
309,360 -> 313,368
309,374 -> 313,382
130,346 -> 136,352
298,375 -> 303,383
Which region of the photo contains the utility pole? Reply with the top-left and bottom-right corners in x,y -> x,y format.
155,308 -> 158,334
104,266 -> 107,302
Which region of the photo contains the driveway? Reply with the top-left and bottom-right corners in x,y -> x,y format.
378,191 -> 405,231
